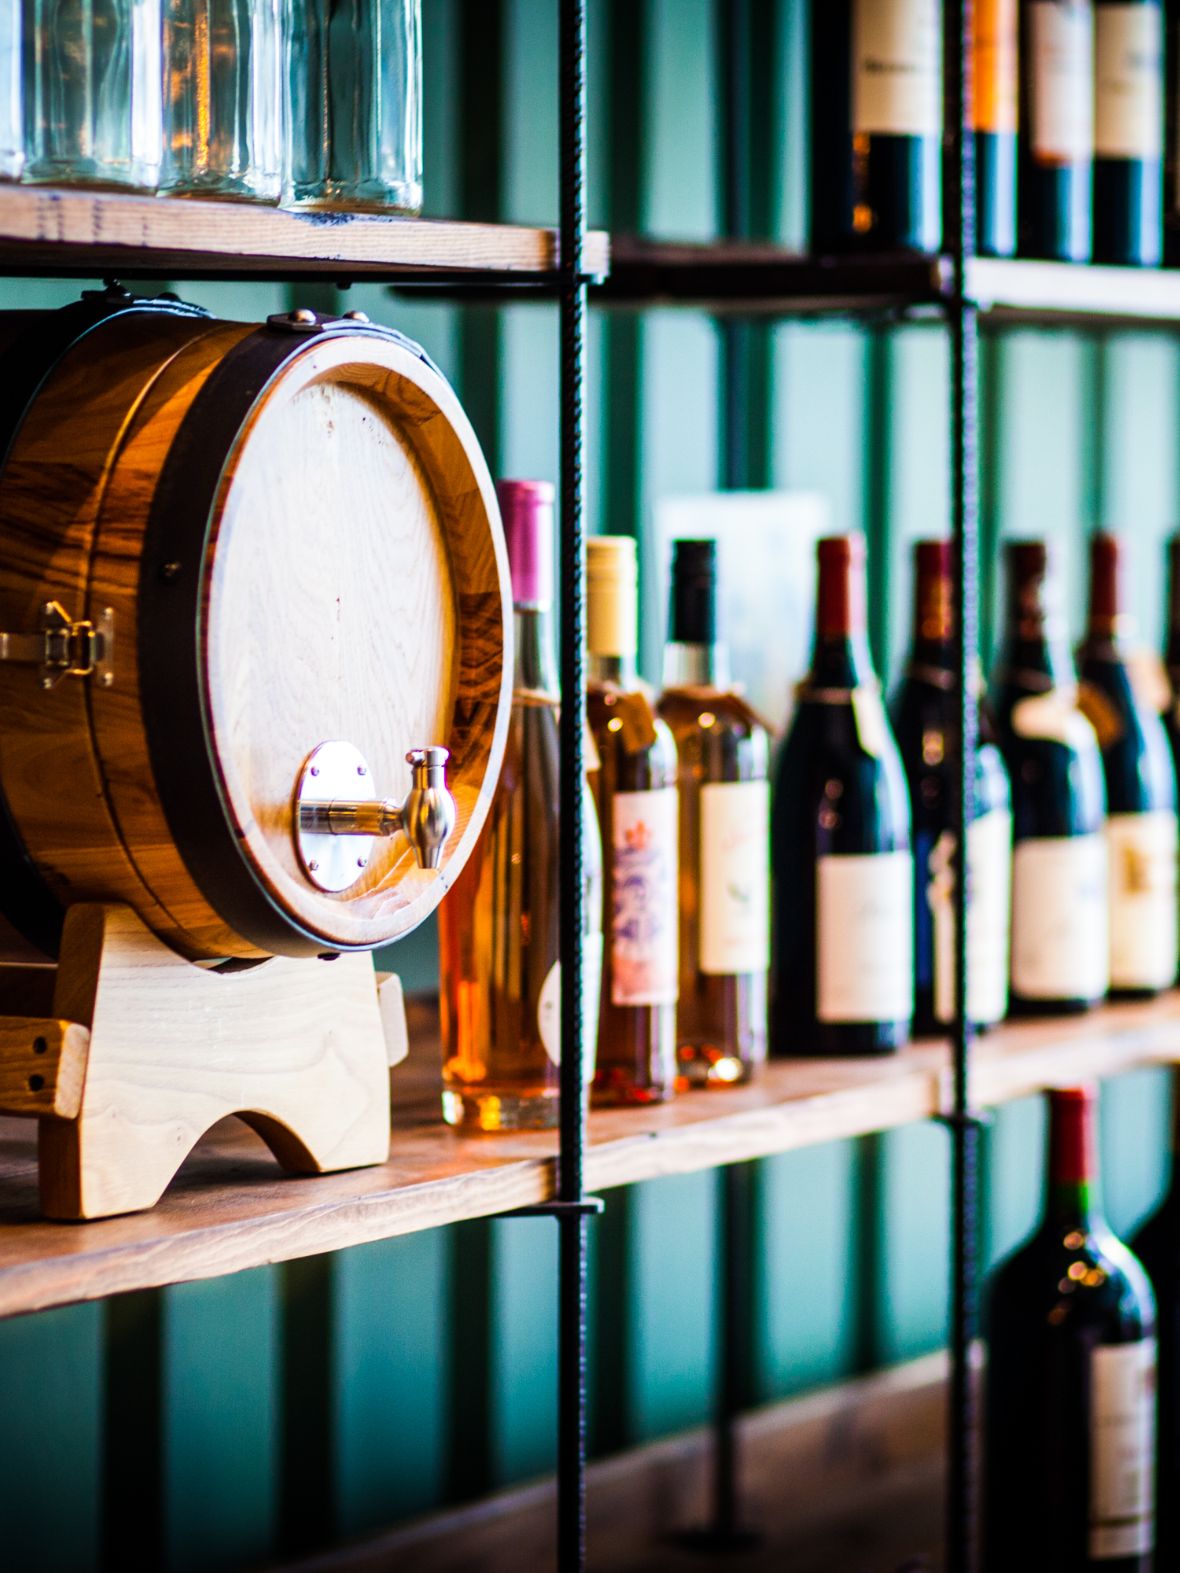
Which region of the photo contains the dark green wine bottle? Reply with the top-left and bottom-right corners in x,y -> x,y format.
1093,0 -> 1164,266
1018,0 -> 1095,260
975,0 -> 1020,256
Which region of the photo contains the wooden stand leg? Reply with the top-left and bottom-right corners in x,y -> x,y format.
14,904 -> 393,1220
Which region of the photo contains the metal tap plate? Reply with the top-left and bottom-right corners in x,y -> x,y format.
294,741 -> 378,894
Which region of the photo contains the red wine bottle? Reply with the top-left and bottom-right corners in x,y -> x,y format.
1078,534 -> 1178,998
1019,0 -> 1095,260
809,0 -> 943,255
975,0 -> 1020,256
891,541 -> 1012,1036
1130,1075 -> 1180,1570
772,534 -> 913,1056
989,541 -> 1108,1013
985,1086 -> 1157,1572
1093,0 -> 1165,265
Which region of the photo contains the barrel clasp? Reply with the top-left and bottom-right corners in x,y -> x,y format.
0,601 -> 114,690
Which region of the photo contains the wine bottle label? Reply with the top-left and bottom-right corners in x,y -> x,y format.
973,0 -> 1018,135
1094,4 -> 1163,160
537,931 -> 604,1082
1028,0 -> 1095,162
1107,810 -> 1178,991
851,685 -> 890,759
816,851 -> 913,1024
1009,688 -> 1101,755
1010,834 -> 1109,999
699,779 -> 770,977
926,808 -> 1013,1027
1089,1339 -> 1156,1559
610,788 -> 679,1006
851,0 -> 942,138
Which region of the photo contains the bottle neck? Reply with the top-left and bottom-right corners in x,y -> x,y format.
911,565 -> 954,670
588,651 -> 639,688
1045,1095 -> 1102,1232
662,639 -> 730,689
514,603 -> 558,694
812,543 -> 875,688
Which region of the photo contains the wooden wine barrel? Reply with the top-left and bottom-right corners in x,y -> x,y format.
0,291 -> 511,962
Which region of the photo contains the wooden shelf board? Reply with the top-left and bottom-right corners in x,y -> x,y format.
0,185 -> 609,281
601,240 -> 1180,327
0,994 -> 1177,1319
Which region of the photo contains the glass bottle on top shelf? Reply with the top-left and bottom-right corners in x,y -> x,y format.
286,0 -> 423,212
809,0 -> 944,255
657,539 -> 770,1089
891,540 -> 1012,1037
161,0 -> 283,201
974,0 -> 1019,257
1018,0 -> 1095,261
988,539 -> 1108,1013
1077,532 -> 1177,998
1092,0 -> 1164,266
772,534 -> 913,1056
438,481 -> 604,1132
1165,0 -> 1180,262
586,535 -> 680,1107
22,0 -> 163,191
0,3 -> 20,180
985,1086 -> 1157,1571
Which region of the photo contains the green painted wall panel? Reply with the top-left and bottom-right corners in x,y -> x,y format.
162,1271 -> 279,1572
334,1232 -> 451,1534
751,1141 -> 864,1399
643,0 -> 718,241
873,1124 -> 951,1365
0,1304 -> 102,1572
488,1217 -> 558,1485
771,324 -> 869,538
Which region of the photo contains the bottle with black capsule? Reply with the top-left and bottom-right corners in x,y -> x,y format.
1093,0 -> 1164,265
892,540 -> 1012,1036
989,540 -> 1108,1013
1018,0 -> 1095,260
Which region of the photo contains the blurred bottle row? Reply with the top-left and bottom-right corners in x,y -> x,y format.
438,478 -> 1180,1131
0,0 -> 421,210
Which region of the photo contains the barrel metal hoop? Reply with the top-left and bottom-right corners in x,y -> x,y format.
139,318 -> 439,959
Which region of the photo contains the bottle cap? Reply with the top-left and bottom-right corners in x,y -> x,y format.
497,479 -> 554,607
587,535 -> 638,659
913,539 -> 953,643
1088,531 -> 1129,636
816,533 -> 867,639
669,537 -> 718,645
1047,1085 -> 1097,1186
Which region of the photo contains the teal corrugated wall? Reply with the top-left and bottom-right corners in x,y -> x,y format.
0,3 -> 1176,1567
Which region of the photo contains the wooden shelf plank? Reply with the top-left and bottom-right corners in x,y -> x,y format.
0,185 -> 610,281
0,994 -> 1176,1319
601,240 -> 1180,327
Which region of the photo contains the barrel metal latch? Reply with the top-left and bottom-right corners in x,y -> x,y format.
0,601 -> 115,690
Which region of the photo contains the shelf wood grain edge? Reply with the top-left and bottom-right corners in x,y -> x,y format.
0,996 -> 1178,1319
0,186 -> 610,280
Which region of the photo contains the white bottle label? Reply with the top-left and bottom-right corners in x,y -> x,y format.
852,0 -> 942,137
699,780 -> 770,977
816,851 -> 914,1024
931,808 -> 1013,1027
1028,1 -> 1095,161
610,788 -> 679,1007
1107,810 -> 1178,991
537,931 -> 604,1083
1089,1340 -> 1156,1559
1095,5 -> 1163,159
1010,834 -> 1109,999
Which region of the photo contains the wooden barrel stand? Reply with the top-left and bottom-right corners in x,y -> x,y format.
0,904 -> 406,1219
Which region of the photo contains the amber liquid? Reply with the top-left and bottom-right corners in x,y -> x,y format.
587,666 -> 679,1106
439,607 -> 602,1131
658,679 -> 769,1088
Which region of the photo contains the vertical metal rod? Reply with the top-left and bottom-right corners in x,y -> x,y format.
707,0 -> 756,1549
946,2 -> 982,1571
557,1 -> 589,1570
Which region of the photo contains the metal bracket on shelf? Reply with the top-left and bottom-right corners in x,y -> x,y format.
934,1108 -> 994,1133
503,1197 -> 605,1220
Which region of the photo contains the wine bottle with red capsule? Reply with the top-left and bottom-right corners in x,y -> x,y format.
772,534 -> 913,1056
985,1085 -> 1157,1571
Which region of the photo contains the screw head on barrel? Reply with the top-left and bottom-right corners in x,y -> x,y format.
344,309 -> 370,323
289,307 -> 317,326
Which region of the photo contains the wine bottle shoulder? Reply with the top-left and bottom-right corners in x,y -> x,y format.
657,687 -> 771,780
587,682 -> 678,791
